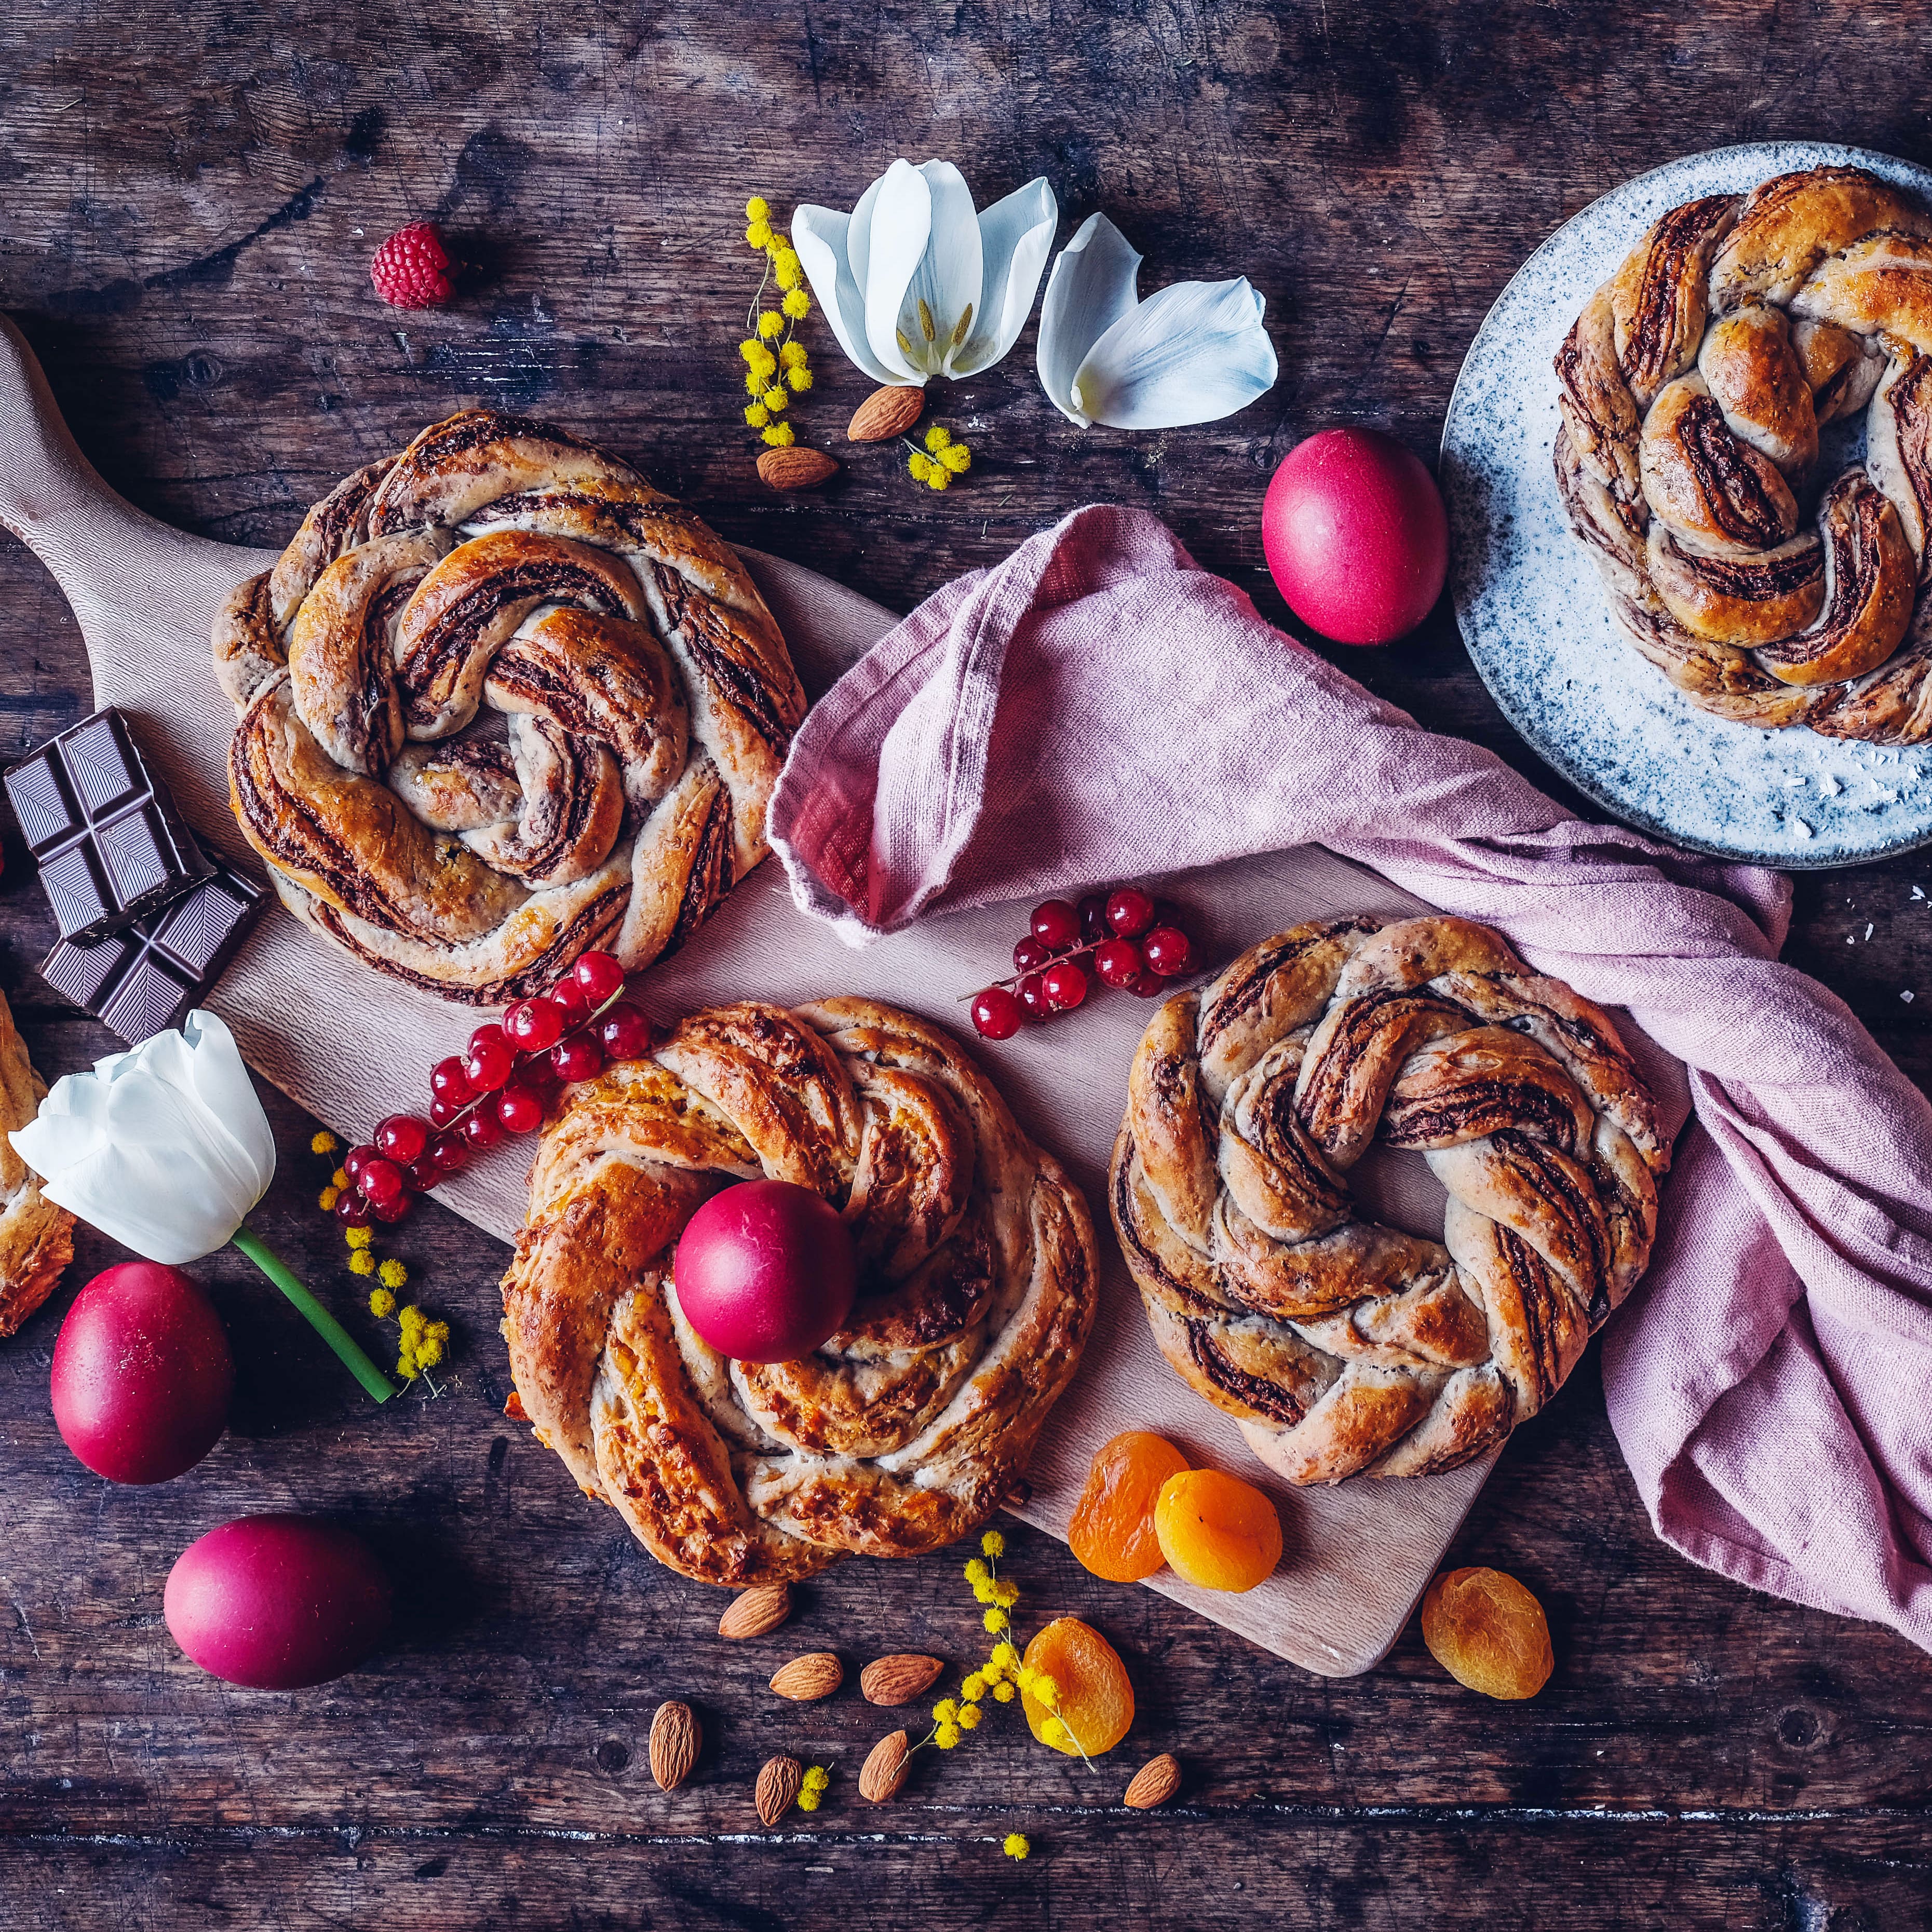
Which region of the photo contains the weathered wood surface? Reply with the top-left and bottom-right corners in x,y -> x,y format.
2,2 -> 1929,1925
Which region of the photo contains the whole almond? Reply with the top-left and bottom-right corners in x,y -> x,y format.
847,384 -> 925,443
755,1753 -> 804,1827
769,1652 -> 843,1701
859,1653 -> 944,1706
1123,1752 -> 1181,1810
718,1583 -> 791,1641
756,446 -> 841,492
858,1728 -> 911,1804
647,1700 -> 700,1792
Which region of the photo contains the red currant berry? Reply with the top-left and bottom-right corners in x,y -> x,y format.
1142,926 -> 1193,977
1152,899 -> 1186,933
547,978 -> 591,1024
405,1157 -> 439,1193
428,1095 -> 465,1129
573,949 -> 626,1005
1042,961 -> 1088,1011
342,1144 -> 377,1184
1094,938 -> 1143,989
971,987 -> 1023,1041
428,1132 -> 468,1176
1077,893 -> 1110,943
1030,899 -> 1080,950
333,1190 -> 372,1228
465,1029 -> 514,1092
1105,886 -> 1157,938
495,1084 -> 545,1134
429,1056 -> 474,1106
552,1034 -> 606,1083
517,1050 -> 562,1093
1017,972 -> 1051,1020
1131,969 -> 1166,997
460,1106 -> 504,1153
358,1156 -> 406,1208
504,997 -> 564,1052
374,1114 -> 429,1167
597,1003 -> 654,1061
1012,934 -> 1052,975
371,1191 -> 412,1224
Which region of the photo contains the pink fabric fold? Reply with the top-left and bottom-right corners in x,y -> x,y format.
769,504 -> 1932,1654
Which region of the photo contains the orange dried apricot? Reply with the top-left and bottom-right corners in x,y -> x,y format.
1420,1566 -> 1554,1700
1152,1467 -> 1284,1592
1069,1431 -> 1190,1581
1020,1617 -> 1134,1758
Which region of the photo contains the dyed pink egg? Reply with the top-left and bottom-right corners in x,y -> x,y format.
165,1515 -> 391,1690
1262,426 -> 1449,645
50,1263 -> 234,1484
673,1179 -> 856,1363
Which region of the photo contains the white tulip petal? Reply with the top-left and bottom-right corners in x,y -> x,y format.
9,1011 -> 275,1265
844,172 -> 886,298
1035,213 -> 1145,426
952,177 -> 1058,377
793,203 -> 901,387
887,160 -> 983,379
1071,275 -> 1277,429
861,159 -> 938,383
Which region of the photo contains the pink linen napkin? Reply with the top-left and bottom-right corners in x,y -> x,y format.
769,503 -> 1932,1655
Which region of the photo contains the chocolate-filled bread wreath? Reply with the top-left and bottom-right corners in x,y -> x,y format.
1555,164 -> 1932,740
1111,916 -> 1669,1486
212,409 -> 805,1002
501,998 -> 1099,1586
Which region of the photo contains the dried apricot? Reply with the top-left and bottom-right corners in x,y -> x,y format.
1420,1566 -> 1553,1700
1153,1467 -> 1283,1592
1020,1617 -> 1134,1757
1069,1431 -> 1190,1581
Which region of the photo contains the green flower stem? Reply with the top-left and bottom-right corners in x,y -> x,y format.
231,1224 -> 396,1403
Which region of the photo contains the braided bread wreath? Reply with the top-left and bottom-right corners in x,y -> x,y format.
212,409 -> 805,1002
1555,164 -> 1932,741
1110,916 -> 1669,1486
499,997 -> 1100,1584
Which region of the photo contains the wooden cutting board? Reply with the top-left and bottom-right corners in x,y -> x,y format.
0,313 -> 1494,1673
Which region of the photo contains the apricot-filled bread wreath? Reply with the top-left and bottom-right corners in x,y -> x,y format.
212,409 -> 804,1003
1112,915 -> 1668,1487
1556,164 -> 1932,740
501,997 -> 1099,1586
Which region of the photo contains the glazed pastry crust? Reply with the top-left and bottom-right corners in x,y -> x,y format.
215,410 -> 806,1002
500,999 -> 1100,1586
1111,916 -> 1666,1488
1555,165 -> 1932,741
0,989 -> 75,1339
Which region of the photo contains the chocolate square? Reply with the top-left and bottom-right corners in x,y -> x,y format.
5,708 -> 214,940
37,859 -> 269,1045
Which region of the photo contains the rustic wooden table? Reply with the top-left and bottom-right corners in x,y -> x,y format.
4,4 -> 1930,1926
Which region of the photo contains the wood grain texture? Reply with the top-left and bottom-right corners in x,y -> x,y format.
3,0 -> 1931,1924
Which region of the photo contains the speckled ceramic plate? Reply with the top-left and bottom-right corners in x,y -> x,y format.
1441,142 -> 1932,868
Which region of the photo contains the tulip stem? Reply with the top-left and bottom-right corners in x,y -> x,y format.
231,1225 -> 397,1403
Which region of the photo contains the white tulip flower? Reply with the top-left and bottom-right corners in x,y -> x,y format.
1036,213 -> 1279,430
793,160 -> 1058,385
12,1011 -> 393,1400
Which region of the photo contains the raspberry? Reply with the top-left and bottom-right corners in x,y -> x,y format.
370,221 -> 455,309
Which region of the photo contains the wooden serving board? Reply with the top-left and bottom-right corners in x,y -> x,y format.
0,314 -> 1493,1673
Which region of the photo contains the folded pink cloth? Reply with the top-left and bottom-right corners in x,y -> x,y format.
771,503 -> 1932,1654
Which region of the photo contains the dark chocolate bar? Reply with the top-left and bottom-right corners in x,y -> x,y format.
38,860 -> 267,1044
5,708 -> 213,941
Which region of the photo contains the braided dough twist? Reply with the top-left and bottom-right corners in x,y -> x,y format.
1110,916 -> 1668,1486
212,410 -> 805,1002
1555,165 -> 1932,741
500,998 -> 1099,1584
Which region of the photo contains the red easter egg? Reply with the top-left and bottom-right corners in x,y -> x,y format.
673,1179 -> 856,1363
165,1515 -> 391,1690
1262,426 -> 1449,645
50,1263 -> 234,1484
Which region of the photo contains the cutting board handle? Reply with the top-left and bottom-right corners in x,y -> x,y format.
0,312 -> 247,648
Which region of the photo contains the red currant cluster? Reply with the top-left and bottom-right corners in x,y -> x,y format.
969,887 -> 1195,1041
330,950 -> 654,1228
